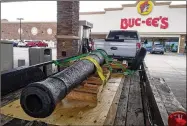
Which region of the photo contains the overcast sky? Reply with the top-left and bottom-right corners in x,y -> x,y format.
1,1 -> 186,22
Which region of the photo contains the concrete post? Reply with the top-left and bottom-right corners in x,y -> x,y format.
178,35 -> 186,54
56,1 -> 80,59
152,38 -> 155,46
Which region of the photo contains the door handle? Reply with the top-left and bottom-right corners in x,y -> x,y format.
111,47 -> 118,50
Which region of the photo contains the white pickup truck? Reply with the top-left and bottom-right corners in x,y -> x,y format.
93,30 -> 142,60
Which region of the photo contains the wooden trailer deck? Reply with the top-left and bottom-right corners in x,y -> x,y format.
1,63 -> 186,126
1,72 -> 146,126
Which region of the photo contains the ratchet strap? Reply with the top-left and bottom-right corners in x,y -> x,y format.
92,50 -> 113,72
124,69 -> 135,75
111,61 -> 126,72
53,53 -> 89,67
93,49 -> 128,73
81,56 -> 106,85
53,60 -> 62,66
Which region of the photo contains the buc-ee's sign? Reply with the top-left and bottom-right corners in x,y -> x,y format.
120,0 -> 169,29
120,17 -> 169,29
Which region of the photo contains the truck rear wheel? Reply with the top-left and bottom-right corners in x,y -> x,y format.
130,47 -> 147,70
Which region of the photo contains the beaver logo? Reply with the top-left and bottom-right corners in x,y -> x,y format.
137,0 -> 154,15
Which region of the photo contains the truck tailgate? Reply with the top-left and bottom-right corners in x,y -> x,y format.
94,40 -> 137,57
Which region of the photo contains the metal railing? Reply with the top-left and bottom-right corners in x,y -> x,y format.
16,55 -> 77,77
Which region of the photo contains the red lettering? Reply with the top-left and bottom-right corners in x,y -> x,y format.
152,18 -> 159,27
120,18 -> 128,29
128,18 -> 135,28
135,18 -> 141,26
120,17 -> 168,29
146,18 -> 152,26
160,17 -> 168,29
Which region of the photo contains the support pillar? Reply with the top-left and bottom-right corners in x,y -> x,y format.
152,38 -> 155,47
178,35 -> 186,54
56,1 -> 80,59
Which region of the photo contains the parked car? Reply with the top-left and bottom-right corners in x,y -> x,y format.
36,41 -> 48,47
93,30 -> 142,59
17,41 -> 26,47
25,41 -> 37,47
145,46 -> 152,52
13,41 -> 18,47
150,44 -> 164,54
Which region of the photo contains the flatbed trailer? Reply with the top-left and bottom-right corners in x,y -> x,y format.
1,60 -> 186,126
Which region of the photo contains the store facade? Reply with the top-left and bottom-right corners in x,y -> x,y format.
79,1 -> 186,53
1,1 -> 186,53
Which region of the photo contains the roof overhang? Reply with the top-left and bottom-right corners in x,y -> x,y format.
91,32 -> 186,38
79,20 -> 93,28
1,0 -> 29,3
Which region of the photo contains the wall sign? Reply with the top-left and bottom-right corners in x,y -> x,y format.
47,28 -> 52,35
137,0 -> 154,15
18,28 -> 23,34
120,16 -> 169,29
31,27 -> 38,35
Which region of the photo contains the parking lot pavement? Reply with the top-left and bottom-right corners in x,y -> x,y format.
145,52 -> 186,109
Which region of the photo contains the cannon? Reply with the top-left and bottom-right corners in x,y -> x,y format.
20,50 -> 107,118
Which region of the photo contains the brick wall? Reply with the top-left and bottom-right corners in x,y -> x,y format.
57,1 -> 79,59
1,22 -> 57,40
1,22 -> 105,41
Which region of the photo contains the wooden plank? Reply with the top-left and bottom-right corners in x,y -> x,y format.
153,78 -> 186,114
66,69 -> 110,102
86,77 -> 103,85
1,89 -> 22,125
66,90 -> 98,103
3,119 -> 29,126
0,75 -> 124,126
66,70 -> 110,103
104,76 -> 125,126
113,76 -> 131,126
66,84 -> 104,104
143,62 -> 169,126
126,72 -> 145,126
73,85 -> 99,94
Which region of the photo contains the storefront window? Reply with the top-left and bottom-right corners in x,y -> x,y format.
154,41 -> 161,45
165,42 -> 178,52
142,37 -> 180,53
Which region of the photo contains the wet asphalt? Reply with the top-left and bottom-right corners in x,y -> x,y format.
145,52 -> 186,109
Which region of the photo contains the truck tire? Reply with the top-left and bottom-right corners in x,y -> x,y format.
130,47 -> 147,71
